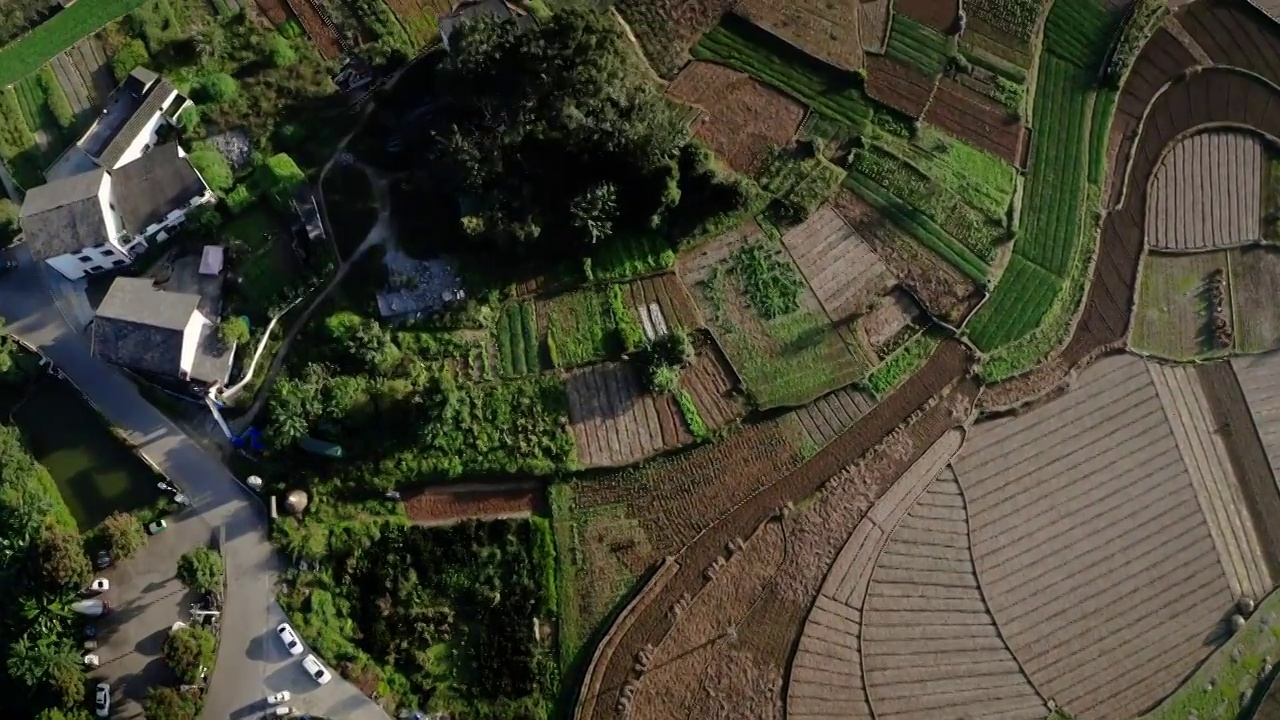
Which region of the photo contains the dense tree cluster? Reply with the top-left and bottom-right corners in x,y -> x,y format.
419,7 -> 751,257
176,548 -> 224,595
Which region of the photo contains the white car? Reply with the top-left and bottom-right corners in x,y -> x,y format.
267,690 -> 291,705
267,706 -> 293,716
275,623 -> 303,657
301,654 -> 332,685
94,682 -> 110,718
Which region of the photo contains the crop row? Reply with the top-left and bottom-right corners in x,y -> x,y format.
861,329 -> 940,398
0,0 -> 146,86
758,149 -> 846,214
0,86 -> 43,189
587,232 -> 676,282
843,170 -> 990,284
852,146 -> 1002,262
885,14 -> 951,77
1044,0 -> 1119,70
966,54 -> 1094,350
497,301 -> 539,377
693,16 -> 873,133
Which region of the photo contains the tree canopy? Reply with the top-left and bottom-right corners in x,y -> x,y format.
421,7 -> 750,257
176,547 -> 223,595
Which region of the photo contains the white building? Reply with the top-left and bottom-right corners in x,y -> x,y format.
21,143 -> 213,280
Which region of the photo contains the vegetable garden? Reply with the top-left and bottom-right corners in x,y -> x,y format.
885,14 -> 952,78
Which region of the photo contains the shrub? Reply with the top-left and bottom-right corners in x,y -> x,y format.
142,686 -> 202,720
38,66 -> 74,132
176,547 -> 224,594
225,185 -> 253,215
254,153 -> 306,203
266,35 -> 296,68
194,73 -> 238,105
33,519 -> 91,590
163,625 -> 217,685
217,317 -> 250,347
175,105 -> 201,136
646,363 -> 680,393
649,326 -> 695,367
111,39 -> 151,83
0,197 -> 18,248
99,512 -> 145,561
189,149 -> 233,193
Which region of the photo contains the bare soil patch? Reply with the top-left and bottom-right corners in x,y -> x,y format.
733,0 -> 864,72
566,363 -> 692,468
792,386 -> 877,451
679,332 -> 747,430
860,0 -> 892,53
1230,246 -> 1280,353
864,55 -> 937,118
1146,130 -> 1265,250
895,0 -> 959,32
859,288 -> 924,350
623,272 -> 703,338
255,0 -> 295,24
830,188 -> 981,325
925,77 -> 1026,166
780,204 -> 895,323
403,482 -> 544,525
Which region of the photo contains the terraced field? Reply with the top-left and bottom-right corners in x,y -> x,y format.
1145,130 -> 1265,250
566,363 -> 692,468
780,204 -> 895,323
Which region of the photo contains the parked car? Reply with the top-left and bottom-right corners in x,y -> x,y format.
146,519 -> 167,535
86,578 -> 109,594
267,690 -> 291,705
301,654 -> 332,685
95,551 -> 112,570
94,682 -> 110,718
265,707 -> 293,717
72,599 -> 112,617
275,623 -> 304,656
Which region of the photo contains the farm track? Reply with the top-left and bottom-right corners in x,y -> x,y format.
924,77 -> 1026,166
865,55 -> 937,118
861,470 -> 1047,720
666,61 -> 807,174
566,362 -> 692,469
793,386 -> 876,450
575,339 -> 970,720
1056,3 -> 1280,379
780,204 -> 895,323
955,354 -> 1242,720
1146,130 -> 1264,250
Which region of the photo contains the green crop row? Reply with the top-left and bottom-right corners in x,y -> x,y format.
1089,88 -> 1117,185
862,331 -> 940,398
0,0 -> 149,86
966,255 -> 1064,350
39,66 -> 74,133
732,240 -> 804,320
0,86 -> 43,189
693,16 -> 873,133
607,284 -> 645,353
852,146 -> 1002,262
842,170 -> 990,284
885,14 -> 951,77
586,232 -> 676,282
966,0 -> 1043,41
545,290 -> 609,368
676,390 -> 709,441
961,43 -> 1028,84
757,148 -> 846,214
497,301 -> 539,377
1044,0 -> 1119,70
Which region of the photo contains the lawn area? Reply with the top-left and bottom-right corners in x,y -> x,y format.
0,375 -> 164,531
0,0 -> 147,86
224,207 -> 300,320
1130,251 -> 1232,361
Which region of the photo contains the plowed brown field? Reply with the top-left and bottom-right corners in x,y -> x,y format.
895,0 -> 958,32
623,272 -> 702,339
402,482 -> 543,525
865,55 -> 936,118
566,363 -> 692,468
925,77 -> 1027,167
780,204 -> 895,323
733,0 -> 864,72
680,332 -> 746,430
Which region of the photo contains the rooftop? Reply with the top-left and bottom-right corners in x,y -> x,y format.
112,144 -> 207,234
20,170 -> 109,261
96,276 -> 199,330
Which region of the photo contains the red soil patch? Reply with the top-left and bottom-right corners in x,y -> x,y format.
895,0 -> 959,33
864,55 -> 937,118
666,61 -> 806,174
285,0 -> 343,58
255,0 -> 294,24
925,77 -> 1026,166
402,483 -> 542,524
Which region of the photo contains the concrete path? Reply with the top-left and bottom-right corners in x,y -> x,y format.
0,244 -> 390,720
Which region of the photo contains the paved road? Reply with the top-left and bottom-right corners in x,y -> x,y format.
0,244 -> 390,720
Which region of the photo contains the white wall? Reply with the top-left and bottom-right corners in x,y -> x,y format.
96,173 -> 128,254
46,254 -> 87,280
109,92 -> 176,169
179,310 -> 206,379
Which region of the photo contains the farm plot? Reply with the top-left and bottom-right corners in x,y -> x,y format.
665,61 -> 806,175
779,204 -> 895,323
1042,0 -> 1117,70
924,77 -> 1027,166
830,187 -> 983,325
540,290 -> 608,369
0,86 -> 44,188
565,362 -> 692,468
965,0 -> 1044,44
550,413 -> 804,663
692,15 -> 874,136
791,385 -> 875,451
885,13 -> 952,78
860,0 -> 892,53
64,35 -> 112,109
859,287 -> 925,351
1178,0 -> 1280,89
1130,250 -> 1233,360
1231,246 -> 1280,353
402,481 -> 544,525
1230,351 -> 1280,501
681,225 -> 872,408
497,300 -> 541,377
383,0 -> 450,48
1146,130 -> 1266,250
953,353 -> 1267,720
678,332 -> 746,433
622,273 -> 702,341
13,73 -> 63,156
757,146 -> 847,217
255,0 -> 294,24
733,0 -> 863,73
895,0 -> 958,32
863,54 -> 936,118
289,0 -> 344,58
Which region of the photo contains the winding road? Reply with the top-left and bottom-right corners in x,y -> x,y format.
0,244 -> 390,719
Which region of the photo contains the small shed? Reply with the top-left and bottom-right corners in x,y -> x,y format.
199,245 -> 224,276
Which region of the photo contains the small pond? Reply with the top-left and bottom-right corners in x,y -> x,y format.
2,375 -> 163,532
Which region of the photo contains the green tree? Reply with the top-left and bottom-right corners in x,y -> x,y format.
31,519 -> 91,590
266,35 -> 297,68
253,153 -> 306,204
195,73 -> 239,105
110,39 -> 151,83
189,149 -> 233,193
0,197 -> 19,248
175,106 -> 202,137
142,686 -> 202,720
46,650 -> 86,709
163,625 -> 216,685
569,182 -> 618,245
99,512 -> 145,561
217,317 -> 250,347
175,547 -> 223,594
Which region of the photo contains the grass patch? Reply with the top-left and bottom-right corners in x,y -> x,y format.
543,290 -> 610,369
885,14 -> 951,77
586,232 -> 676,282
861,330 -> 939,398
0,0 -> 148,86
732,240 -> 803,319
